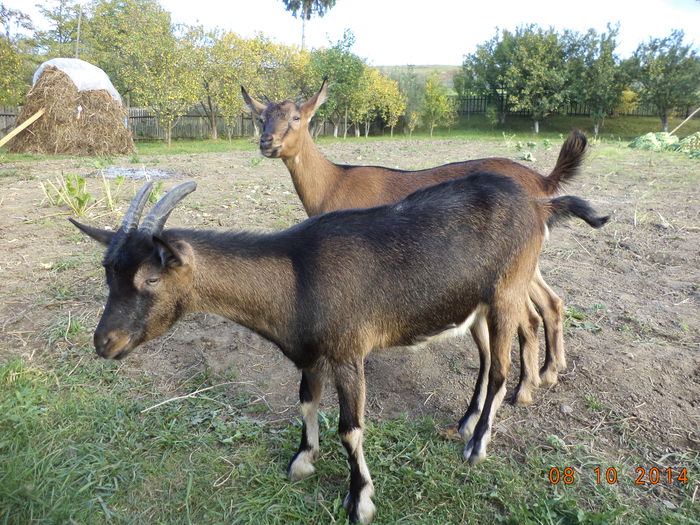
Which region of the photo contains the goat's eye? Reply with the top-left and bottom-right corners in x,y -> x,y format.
292,116 -> 301,122
145,277 -> 160,286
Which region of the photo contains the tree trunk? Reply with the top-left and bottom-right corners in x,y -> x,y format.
390,125 -> 394,137
661,116 -> 668,132
343,107 -> 348,139
533,120 -> 540,134
593,122 -> 600,137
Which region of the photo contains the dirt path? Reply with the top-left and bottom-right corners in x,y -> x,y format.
1,138 -> 698,468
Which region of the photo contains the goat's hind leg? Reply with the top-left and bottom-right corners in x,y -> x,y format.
529,266 -> 565,387
334,359 -> 375,524
464,309 -> 515,464
458,313 -> 489,445
288,368 -> 324,480
511,298 -> 542,406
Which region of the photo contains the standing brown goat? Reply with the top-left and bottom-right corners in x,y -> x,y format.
71,178 -> 607,524
242,79 -> 587,404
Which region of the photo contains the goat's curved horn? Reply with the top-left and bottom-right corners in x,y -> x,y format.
121,181 -> 153,233
139,181 -> 197,235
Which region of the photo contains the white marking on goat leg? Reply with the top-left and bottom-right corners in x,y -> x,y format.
458,307 -> 489,442
342,428 -> 376,524
288,401 -> 320,480
464,382 -> 507,464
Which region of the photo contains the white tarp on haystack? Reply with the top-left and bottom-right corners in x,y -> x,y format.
33,58 -> 122,104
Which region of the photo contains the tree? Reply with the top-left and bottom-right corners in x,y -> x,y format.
85,0 -> 174,103
505,25 -> 567,133
387,65 -> 423,135
565,25 -> 624,137
624,30 -> 700,132
34,0 -> 83,58
279,0 -> 337,49
0,4 -> 34,105
456,29 -> 517,126
310,30 -> 365,138
376,75 -> 406,137
187,26 -> 226,140
421,72 -> 456,137
130,30 -> 203,146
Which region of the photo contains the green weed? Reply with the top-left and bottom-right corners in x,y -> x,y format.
41,173 -> 95,216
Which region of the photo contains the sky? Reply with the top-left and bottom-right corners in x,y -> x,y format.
6,0 -> 700,65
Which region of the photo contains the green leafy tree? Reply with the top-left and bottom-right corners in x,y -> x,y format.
128,30 -> 203,146
456,29 -> 517,126
623,30 -> 700,131
85,0 -> 174,103
346,67 -> 406,137
377,74 -> 406,137
387,65 -> 424,135
565,25 -> 624,137
505,25 -> 567,133
421,72 -> 456,137
187,26 -> 226,140
34,0 -> 83,58
0,4 -> 34,105
310,30 -> 365,138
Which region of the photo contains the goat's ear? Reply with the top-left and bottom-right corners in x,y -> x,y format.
241,86 -> 266,116
68,218 -> 114,245
301,77 -> 329,119
152,236 -> 186,269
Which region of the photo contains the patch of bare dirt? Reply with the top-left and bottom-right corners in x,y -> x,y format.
1,138 -> 698,469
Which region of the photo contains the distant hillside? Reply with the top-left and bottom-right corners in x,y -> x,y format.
377,65 -> 462,92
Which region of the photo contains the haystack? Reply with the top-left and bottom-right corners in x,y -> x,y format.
8,58 -> 135,156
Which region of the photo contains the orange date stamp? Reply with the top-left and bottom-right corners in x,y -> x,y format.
548,466 -> 689,485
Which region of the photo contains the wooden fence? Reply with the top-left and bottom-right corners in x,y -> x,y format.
1,100 -> 694,142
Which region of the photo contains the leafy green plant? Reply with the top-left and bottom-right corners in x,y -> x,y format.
40,174 -> 95,216
148,180 -> 165,203
249,156 -> 263,167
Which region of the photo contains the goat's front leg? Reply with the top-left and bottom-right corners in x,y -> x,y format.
288,368 -> 324,480
335,360 -> 375,524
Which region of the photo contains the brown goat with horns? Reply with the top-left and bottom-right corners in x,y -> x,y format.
71,176 -> 607,524
242,79 -> 589,405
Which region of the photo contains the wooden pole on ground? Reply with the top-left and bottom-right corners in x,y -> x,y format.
670,106 -> 700,135
0,108 -> 46,149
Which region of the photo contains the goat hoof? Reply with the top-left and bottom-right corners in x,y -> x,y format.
345,491 -> 376,524
512,388 -> 534,406
539,368 -> 559,387
287,450 -> 316,480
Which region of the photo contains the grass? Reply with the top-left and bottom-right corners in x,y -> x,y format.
1,357 -> 697,524
2,115 -> 698,161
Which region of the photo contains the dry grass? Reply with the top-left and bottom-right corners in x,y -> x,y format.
8,66 -> 135,156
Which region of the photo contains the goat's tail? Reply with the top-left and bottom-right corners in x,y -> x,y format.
544,130 -> 588,195
544,195 -> 609,229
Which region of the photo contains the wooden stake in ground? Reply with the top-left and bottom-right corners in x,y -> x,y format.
0,108 -> 46,149
670,106 -> 700,135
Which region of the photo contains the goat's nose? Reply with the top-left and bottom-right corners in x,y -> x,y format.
94,332 -> 112,356
260,133 -> 273,148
